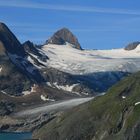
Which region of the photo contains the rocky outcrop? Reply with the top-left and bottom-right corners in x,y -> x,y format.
0,113 -> 55,132
23,41 -> 39,55
124,41 -> 140,50
0,100 -> 15,116
0,23 -> 44,96
42,68 -> 129,96
47,28 -> 82,50
23,40 -> 49,63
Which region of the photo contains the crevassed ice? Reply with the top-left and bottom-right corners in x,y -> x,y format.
26,43 -> 140,75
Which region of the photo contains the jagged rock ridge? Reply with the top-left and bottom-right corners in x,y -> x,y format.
0,22 -> 25,56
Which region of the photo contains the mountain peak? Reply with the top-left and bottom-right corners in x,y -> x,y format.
59,27 -> 71,32
0,22 -> 25,56
0,22 -> 7,28
124,41 -> 140,51
22,40 -> 38,54
23,40 -> 34,46
47,27 -> 82,50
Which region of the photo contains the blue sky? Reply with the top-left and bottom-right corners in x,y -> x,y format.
0,0 -> 140,49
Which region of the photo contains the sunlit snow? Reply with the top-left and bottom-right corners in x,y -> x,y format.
135,102 -> 140,106
122,96 -> 126,99
38,43 -> 140,75
0,67 -> 2,72
40,95 -> 55,102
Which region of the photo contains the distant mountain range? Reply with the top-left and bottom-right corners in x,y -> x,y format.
1,22 -> 140,140
0,22 -> 140,111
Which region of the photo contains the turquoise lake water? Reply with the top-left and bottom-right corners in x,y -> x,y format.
0,132 -> 32,140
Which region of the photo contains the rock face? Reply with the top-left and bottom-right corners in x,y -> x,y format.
22,40 -> 49,62
0,100 -> 15,116
0,22 -> 25,56
0,22 -> 43,96
23,40 -> 39,55
124,41 -> 140,50
0,113 -> 55,132
47,28 -> 82,50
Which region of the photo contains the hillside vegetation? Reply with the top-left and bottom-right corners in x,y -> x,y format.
34,71 -> 140,140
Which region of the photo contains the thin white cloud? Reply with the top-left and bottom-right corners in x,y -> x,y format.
10,25 -> 140,33
0,0 -> 140,15
6,17 -> 140,33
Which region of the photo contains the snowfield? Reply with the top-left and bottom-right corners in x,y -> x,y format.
34,43 -> 140,75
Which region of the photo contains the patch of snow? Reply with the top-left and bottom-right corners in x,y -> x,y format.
99,92 -> 106,96
22,90 -> 31,96
46,82 -> 92,96
53,82 -> 79,92
1,90 -> 7,94
46,82 -> 90,96
122,96 -> 126,99
27,55 -> 44,69
46,82 -> 52,87
93,92 -> 106,98
46,82 -> 83,96
1,90 -> 16,97
135,102 -> 140,106
22,84 -> 38,96
40,95 -> 55,102
0,67 -> 2,72
47,98 -> 55,102
71,91 -> 81,96
27,56 -> 34,64
31,84 -> 37,92
8,53 -> 36,74
41,95 -> 47,101
28,52 -> 47,67
47,82 -> 79,93
81,92 -> 89,95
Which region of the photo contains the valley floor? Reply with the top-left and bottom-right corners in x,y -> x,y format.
14,97 -> 94,117
0,97 -> 93,133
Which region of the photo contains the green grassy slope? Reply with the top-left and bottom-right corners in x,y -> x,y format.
33,71 -> 140,140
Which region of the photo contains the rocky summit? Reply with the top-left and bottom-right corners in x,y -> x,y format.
47,28 -> 82,50
0,22 -> 25,56
124,41 -> 140,50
